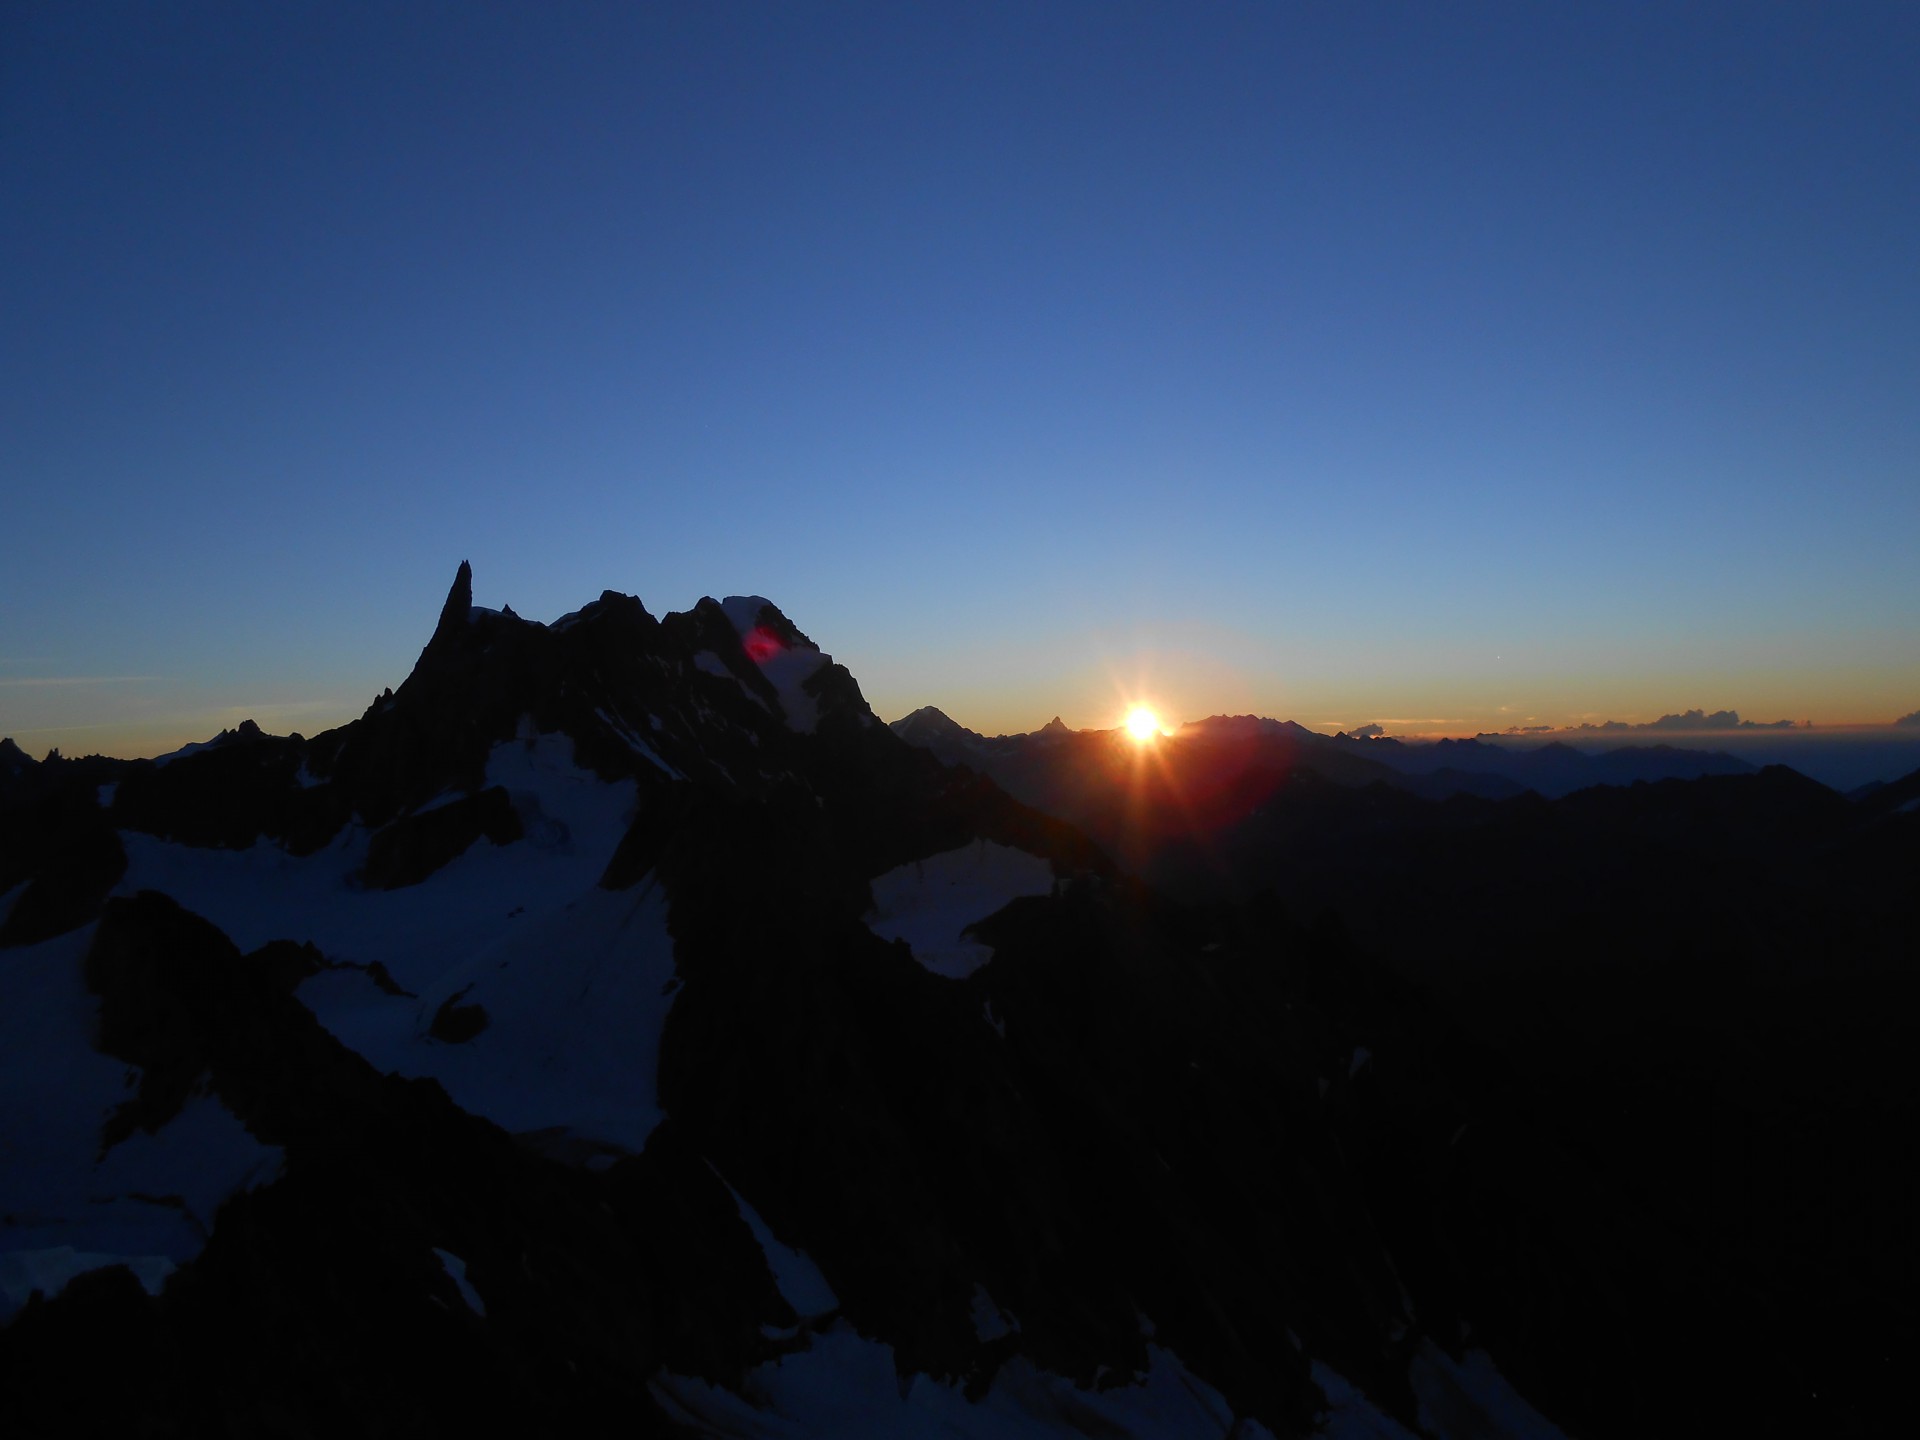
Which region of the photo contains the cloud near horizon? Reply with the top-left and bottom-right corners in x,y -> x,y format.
1511,708 -> 1800,736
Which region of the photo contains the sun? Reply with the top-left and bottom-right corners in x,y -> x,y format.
1125,706 -> 1162,741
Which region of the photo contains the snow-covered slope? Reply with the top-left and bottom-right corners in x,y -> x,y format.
865,840 -> 1056,979
10,562 -> 1895,1438
0,924 -> 282,1319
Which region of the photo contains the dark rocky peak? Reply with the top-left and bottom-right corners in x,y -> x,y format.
112,722 -> 338,855
1855,762 -> 1920,818
551,588 -> 657,638
682,594 -> 876,738
893,703 -> 956,730
441,559 -> 472,625
194,718 -> 270,752
667,596 -> 760,661
889,707 -> 988,770
1177,714 -> 1319,745
1426,737 -> 1498,758
148,718 -> 284,769
657,597 -> 785,717
309,567 -> 901,831
327,564 -> 569,822
427,558 -> 473,651
409,560 -> 544,679
718,595 -> 818,655
0,737 -> 36,788
798,656 -> 879,739
891,706 -> 977,744
1037,716 -> 1072,737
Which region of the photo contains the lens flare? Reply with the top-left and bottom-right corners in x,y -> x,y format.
742,626 -> 784,663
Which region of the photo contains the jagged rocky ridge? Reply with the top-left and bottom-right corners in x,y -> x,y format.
1,566 -> 1915,1437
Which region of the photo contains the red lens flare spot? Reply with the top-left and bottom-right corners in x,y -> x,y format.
742,626 -> 784,664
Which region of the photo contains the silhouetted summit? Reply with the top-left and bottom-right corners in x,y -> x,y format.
2,565 -> 1913,1438
0,736 -> 35,785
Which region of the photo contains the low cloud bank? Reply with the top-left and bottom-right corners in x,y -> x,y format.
1511,708 -> 1799,736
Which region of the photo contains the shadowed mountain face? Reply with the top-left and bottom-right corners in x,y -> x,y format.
892,708 -> 1760,814
885,709 -> 1913,983
2,568 -> 1914,1438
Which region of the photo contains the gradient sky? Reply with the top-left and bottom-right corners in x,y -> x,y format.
5,1 -> 1917,757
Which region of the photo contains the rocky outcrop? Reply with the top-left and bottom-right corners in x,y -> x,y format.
361,786 -> 524,890
111,727 -> 348,853
0,813 -> 125,948
0,736 -> 36,797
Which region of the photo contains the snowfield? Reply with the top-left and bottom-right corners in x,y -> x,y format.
112,734 -> 682,1153
0,924 -> 283,1319
721,596 -> 831,732
865,840 -> 1056,979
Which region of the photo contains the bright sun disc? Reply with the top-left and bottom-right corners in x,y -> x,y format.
1125,706 -> 1161,741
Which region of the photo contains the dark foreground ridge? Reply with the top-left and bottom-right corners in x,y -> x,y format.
3,565 -> 1915,1438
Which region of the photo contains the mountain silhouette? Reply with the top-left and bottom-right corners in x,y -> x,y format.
2,566 -> 1913,1437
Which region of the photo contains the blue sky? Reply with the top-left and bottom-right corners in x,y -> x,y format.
4,1 -> 1917,754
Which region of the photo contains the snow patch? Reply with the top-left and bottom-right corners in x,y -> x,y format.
756,649 -> 827,732
1408,1341 -> 1571,1440
719,1174 -> 840,1321
117,734 -> 637,993
866,841 -> 1055,979
112,735 -> 673,1152
719,596 -> 829,733
337,880 -> 681,1153
970,1284 -> 1016,1342
0,924 -> 284,1321
433,1247 -> 486,1317
1310,1361 -> 1420,1439
150,738 -> 214,768
1,1247 -> 176,1314
719,596 -> 775,635
409,786 -> 470,815
695,651 -> 770,710
595,706 -> 687,777
652,1321 -> 1271,1440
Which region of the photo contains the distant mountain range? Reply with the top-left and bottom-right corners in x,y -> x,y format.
3,565 -> 1914,1437
890,705 -> 1760,806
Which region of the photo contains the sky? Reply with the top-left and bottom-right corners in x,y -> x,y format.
4,1 -> 1917,757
